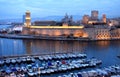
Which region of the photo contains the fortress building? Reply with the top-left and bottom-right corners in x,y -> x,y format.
22,11 -> 87,38
22,11 -> 120,41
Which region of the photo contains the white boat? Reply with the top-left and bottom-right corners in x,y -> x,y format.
0,60 -> 4,65
87,70 -> 98,77
81,71 -> 89,77
16,58 -> 22,63
11,58 -> 16,64
17,72 -> 25,77
10,72 -> 17,77
26,56 -> 31,62
27,71 -> 35,77
21,66 -> 27,72
39,56 -> 43,60
31,57 -> 35,62
21,57 -> 26,62
5,59 -> 11,64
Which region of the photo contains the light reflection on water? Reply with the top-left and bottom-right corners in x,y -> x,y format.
23,40 -> 87,55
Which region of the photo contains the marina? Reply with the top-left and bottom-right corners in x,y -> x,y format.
0,53 -> 102,77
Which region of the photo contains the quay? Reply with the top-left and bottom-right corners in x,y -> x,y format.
1,34 -> 120,41
0,34 -> 90,41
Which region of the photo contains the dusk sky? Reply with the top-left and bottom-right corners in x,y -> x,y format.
0,0 -> 120,19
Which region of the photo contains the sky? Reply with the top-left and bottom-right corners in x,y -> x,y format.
0,0 -> 120,19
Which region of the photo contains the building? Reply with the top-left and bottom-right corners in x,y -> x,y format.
84,27 -> 120,40
86,11 -> 107,25
25,10 -> 31,27
62,14 -> 74,26
102,14 -> 107,23
82,15 -> 89,24
22,11 -> 85,38
33,21 -> 56,26
22,11 -> 120,41
109,20 -> 119,26
23,15 -> 26,25
91,10 -> 98,20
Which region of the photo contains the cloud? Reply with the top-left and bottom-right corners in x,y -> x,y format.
0,0 -> 120,19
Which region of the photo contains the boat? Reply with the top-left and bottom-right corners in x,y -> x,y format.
31,57 -> 35,62
38,56 -> 44,60
21,66 -> 27,73
10,72 -> 17,77
81,71 -> 89,77
11,58 -> 17,64
16,58 -> 22,63
0,60 -> 4,65
17,73 -> 25,77
5,59 -> 11,64
21,57 -> 27,62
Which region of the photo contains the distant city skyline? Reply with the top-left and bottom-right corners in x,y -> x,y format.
0,0 -> 120,19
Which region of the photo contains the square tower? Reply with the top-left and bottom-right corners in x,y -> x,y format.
25,10 -> 31,27
91,10 -> 98,20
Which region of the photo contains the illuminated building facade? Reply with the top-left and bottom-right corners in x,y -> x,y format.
22,11 -> 86,38
23,26 -> 85,37
25,10 -> 31,27
84,27 -> 120,40
82,15 -> 89,24
102,14 -> 107,23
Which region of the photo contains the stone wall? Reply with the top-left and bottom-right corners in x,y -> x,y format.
22,27 -> 120,40
22,27 -> 85,37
